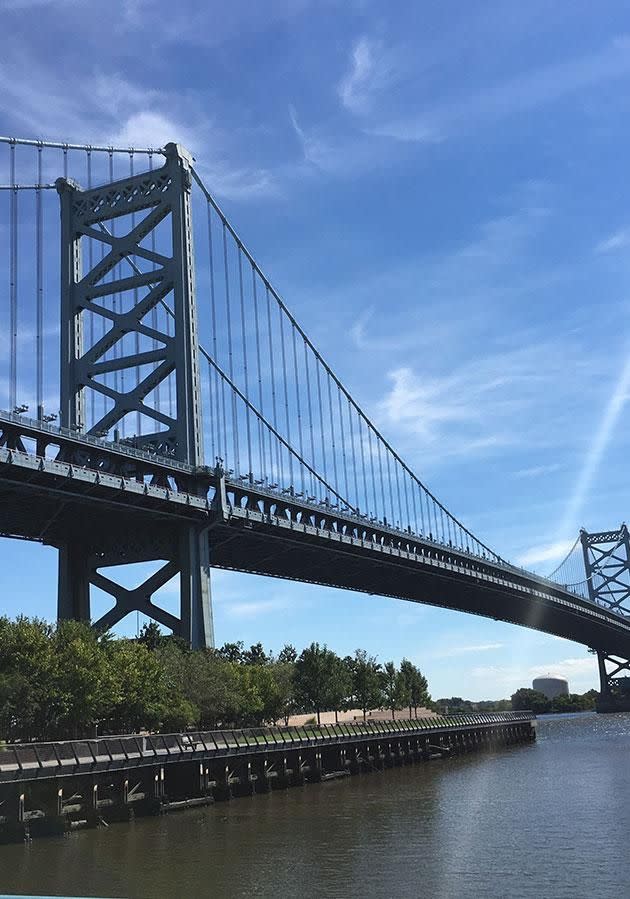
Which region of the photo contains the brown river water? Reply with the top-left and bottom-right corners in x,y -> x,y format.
1,713 -> 629,898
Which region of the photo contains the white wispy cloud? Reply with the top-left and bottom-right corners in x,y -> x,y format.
287,104 -> 401,179
338,37 -> 397,115
595,228 -> 630,253
517,539 -> 576,568
224,596 -> 309,619
374,336 -> 583,463
514,464 -> 562,479
431,642 -> 503,659
374,37 -> 630,143
0,48 -> 276,201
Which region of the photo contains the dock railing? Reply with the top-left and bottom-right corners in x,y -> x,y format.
0,712 -> 534,779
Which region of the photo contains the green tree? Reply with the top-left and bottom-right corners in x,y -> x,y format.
105,640 -> 168,733
511,688 -> 551,714
348,650 -> 383,721
272,659 -> 298,725
327,655 -> 352,723
382,662 -> 402,720
0,616 -> 59,740
52,620 -> 112,738
217,641 -> 245,664
138,621 -> 162,651
278,644 -> 298,664
294,643 -> 342,724
399,659 -> 430,717
242,642 -> 269,666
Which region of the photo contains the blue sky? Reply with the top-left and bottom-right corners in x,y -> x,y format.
2,0 -> 630,698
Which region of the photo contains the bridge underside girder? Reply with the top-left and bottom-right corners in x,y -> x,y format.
3,449 -> 630,659
208,520 -> 630,658
0,468 -> 214,647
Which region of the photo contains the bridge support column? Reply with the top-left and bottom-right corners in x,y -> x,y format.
56,525 -> 214,648
179,525 -> 214,649
58,541 -> 91,622
55,142 -> 213,648
581,527 -> 630,712
595,651 -> 630,712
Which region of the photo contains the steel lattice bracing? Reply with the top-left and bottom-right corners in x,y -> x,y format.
580,527 -> 630,616
54,143 -> 212,647
581,527 -> 630,709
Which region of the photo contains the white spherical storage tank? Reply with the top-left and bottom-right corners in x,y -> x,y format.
532,676 -> 569,699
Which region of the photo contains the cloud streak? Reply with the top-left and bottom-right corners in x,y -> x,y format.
373,37 -> 630,143
431,642 -> 503,659
338,37 -> 397,115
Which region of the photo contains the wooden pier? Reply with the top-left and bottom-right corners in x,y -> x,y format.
0,712 -> 535,843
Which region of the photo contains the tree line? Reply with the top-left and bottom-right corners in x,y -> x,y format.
510,687 -> 598,714
0,617 -> 431,742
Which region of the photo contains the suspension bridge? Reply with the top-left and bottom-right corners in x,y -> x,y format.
1,136 -> 629,710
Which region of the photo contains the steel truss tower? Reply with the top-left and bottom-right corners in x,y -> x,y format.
581,526 -> 630,710
55,143 -> 213,647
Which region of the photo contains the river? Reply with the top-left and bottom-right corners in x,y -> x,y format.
1,712 -> 629,898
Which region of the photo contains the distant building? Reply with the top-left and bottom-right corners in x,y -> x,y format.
532,675 -> 569,699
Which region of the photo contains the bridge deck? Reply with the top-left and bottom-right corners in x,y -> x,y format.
2,413 -> 630,656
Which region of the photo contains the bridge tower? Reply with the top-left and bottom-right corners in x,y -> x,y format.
581,526 -> 630,711
55,143 -> 213,648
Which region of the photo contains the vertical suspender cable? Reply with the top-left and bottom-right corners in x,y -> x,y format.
9,142 -> 17,411
368,425 -> 378,521
337,388 -> 350,505
36,144 -> 44,420
326,372 -> 338,503
291,324 -> 305,494
278,307 -> 293,488
207,204 -> 218,465
130,151 -> 141,437
149,153 -> 161,420
348,398 -> 359,512
206,356 -> 214,466
304,339 -> 316,498
238,248 -> 253,479
376,438 -> 386,524
252,268 -> 266,480
402,468 -> 411,533
220,374 -> 229,468
99,152 -> 107,423
108,151 -> 120,428
316,361 -> 328,498
395,459 -> 403,529
205,207 -> 215,465
358,413 -> 369,517
414,485 -> 421,535
265,285 -> 282,484
416,484 -> 424,535
86,149 -> 93,428
446,509 -> 453,546
222,223 -> 239,473
385,451 -> 395,526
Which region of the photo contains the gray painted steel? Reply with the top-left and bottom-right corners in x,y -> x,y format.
55,144 -> 212,647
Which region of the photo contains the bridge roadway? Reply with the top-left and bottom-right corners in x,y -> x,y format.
1,411 -> 630,656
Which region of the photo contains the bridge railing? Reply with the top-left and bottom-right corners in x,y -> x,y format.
0,712 -> 534,777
